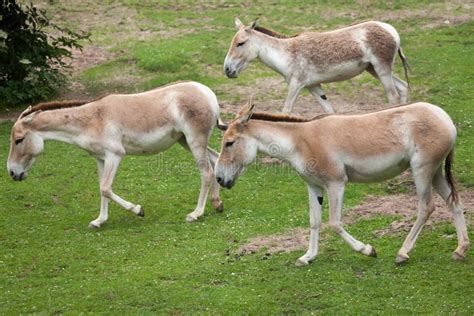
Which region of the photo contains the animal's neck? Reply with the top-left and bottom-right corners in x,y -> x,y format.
248,120 -> 300,161
254,32 -> 292,77
31,108 -> 91,144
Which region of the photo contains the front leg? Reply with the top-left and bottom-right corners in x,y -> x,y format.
296,184 -> 323,266
327,182 -> 376,257
89,159 -> 109,229
308,85 -> 335,113
282,79 -> 303,113
89,156 -> 143,229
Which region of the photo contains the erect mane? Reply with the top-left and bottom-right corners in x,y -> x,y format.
249,111 -> 335,123
254,26 -> 295,39
19,94 -> 109,119
250,111 -> 309,122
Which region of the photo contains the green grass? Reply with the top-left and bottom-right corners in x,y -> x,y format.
1,1 -> 474,314
1,123 -> 473,314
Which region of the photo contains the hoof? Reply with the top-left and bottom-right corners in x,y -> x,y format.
395,254 -> 409,265
362,244 -> 377,257
136,205 -> 145,217
88,222 -> 100,229
295,258 -> 308,267
215,202 -> 224,213
452,251 -> 465,261
186,214 -> 198,222
295,256 -> 314,266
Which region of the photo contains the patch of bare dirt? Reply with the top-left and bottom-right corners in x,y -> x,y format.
377,4 -> 473,30
348,190 -> 474,236
237,228 -> 309,256
66,45 -> 117,74
236,190 -> 473,256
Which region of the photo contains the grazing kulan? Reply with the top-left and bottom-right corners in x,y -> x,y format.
224,18 -> 410,113
7,81 -> 224,227
215,102 -> 468,265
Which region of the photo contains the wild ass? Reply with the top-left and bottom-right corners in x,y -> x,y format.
224,18 -> 410,113
215,102 -> 469,265
7,81 -> 224,228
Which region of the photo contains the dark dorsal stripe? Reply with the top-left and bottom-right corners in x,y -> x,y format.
253,26 -> 295,39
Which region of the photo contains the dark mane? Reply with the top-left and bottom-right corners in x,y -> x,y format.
254,26 -> 295,39
250,111 -> 334,123
19,94 -> 110,119
250,112 -> 308,122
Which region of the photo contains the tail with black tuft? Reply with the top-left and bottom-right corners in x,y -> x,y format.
398,47 -> 411,90
445,149 -> 459,204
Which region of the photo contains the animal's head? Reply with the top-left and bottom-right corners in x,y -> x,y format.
7,108 -> 44,181
224,17 -> 259,78
215,101 -> 258,189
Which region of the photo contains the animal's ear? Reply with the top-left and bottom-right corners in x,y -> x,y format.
22,110 -> 41,125
235,17 -> 244,29
19,106 -> 32,119
250,19 -> 258,30
216,119 -> 228,131
237,100 -> 256,124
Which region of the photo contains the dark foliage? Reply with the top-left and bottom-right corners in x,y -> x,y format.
0,0 -> 89,106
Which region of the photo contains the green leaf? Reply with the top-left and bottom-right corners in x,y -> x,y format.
19,58 -> 32,65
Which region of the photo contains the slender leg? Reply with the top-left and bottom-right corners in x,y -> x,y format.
367,64 -> 399,104
396,165 -> 435,263
184,138 -> 214,222
296,185 -> 323,266
180,137 -> 223,213
327,182 -> 377,257
89,155 -> 143,229
308,85 -> 335,113
89,159 -> 109,228
432,167 -> 470,260
207,147 -> 223,212
392,74 -> 408,104
282,79 -> 303,113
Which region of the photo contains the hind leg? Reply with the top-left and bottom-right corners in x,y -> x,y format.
308,84 -> 335,113
393,74 -> 408,104
207,147 -> 224,212
179,136 -> 214,222
367,64 -> 399,105
433,167 -> 470,260
396,165 -> 436,263
180,138 -> 223,214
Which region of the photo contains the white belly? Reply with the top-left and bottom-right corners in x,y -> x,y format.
345,152 -> 410,183
122,128 -> 183,155
310,60 -> 368,84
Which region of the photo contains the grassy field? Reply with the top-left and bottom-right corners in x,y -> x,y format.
1,1 -> 473,314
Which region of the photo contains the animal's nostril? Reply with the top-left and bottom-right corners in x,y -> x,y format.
225,66 -> 230,73
9,170 -> 14,178
19,172 -> 24,179
216,177 -> 223,184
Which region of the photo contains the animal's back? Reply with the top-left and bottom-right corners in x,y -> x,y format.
288,21 -> 400,67
314,102 -> 456,158
96,81 -> 219,132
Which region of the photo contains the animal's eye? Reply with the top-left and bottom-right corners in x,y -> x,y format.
225,141 -> 235,147
15,138 -> 24,145
237,41 -> 246,47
